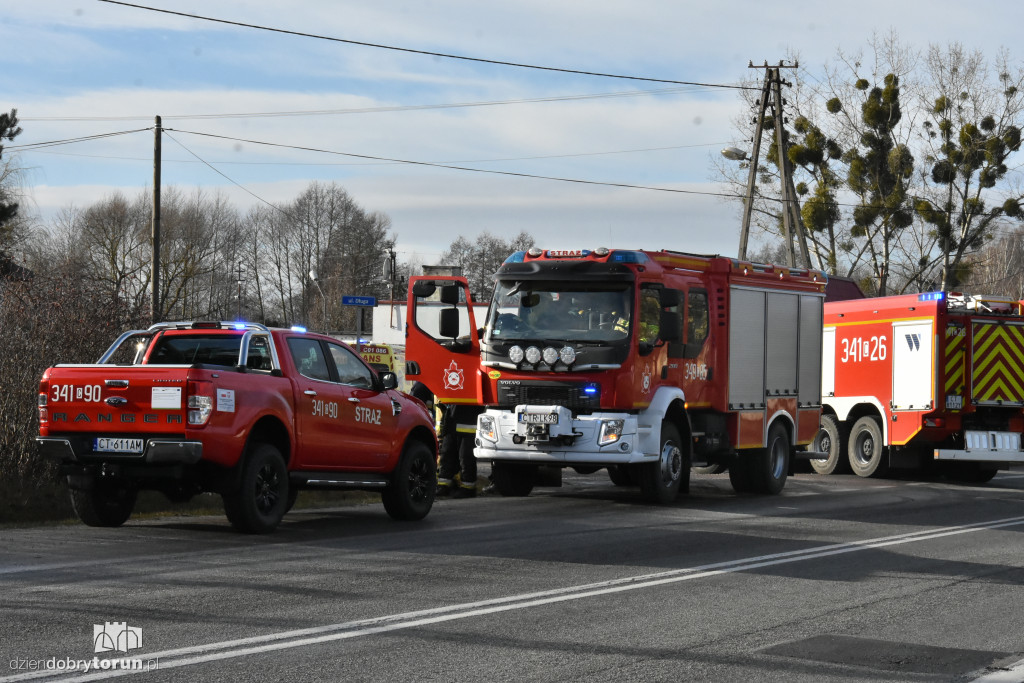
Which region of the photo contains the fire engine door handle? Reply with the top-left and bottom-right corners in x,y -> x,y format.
304,390 -> 317,396
348,397 -> 361,403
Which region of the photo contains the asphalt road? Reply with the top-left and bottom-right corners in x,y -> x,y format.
4,469 -> 1024,683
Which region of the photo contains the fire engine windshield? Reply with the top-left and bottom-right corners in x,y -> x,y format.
484,280 -> 632,343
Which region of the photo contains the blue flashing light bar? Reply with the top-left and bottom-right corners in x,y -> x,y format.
583,386 -> 598,395
290,325 -> 307,333
918,292 -> 945,302
609,250 -> 648,264
504,251 -> 526,264
232,323 -> 247,330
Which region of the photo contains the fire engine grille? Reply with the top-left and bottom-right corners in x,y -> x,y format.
496,380 -> 601,413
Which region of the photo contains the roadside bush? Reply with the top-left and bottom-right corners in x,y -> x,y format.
0,272 -> 144,522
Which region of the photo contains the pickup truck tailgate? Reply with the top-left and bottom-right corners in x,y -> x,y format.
39,364 -> 201,462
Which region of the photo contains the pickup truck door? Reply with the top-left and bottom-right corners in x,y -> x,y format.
405,276 -> 483,405
287,337 -> 395,469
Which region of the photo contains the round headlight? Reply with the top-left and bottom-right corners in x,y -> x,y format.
525,346 -> 542,364
508,345 -> 525,364
542,346 -> 559,365
559,346 -> 577,365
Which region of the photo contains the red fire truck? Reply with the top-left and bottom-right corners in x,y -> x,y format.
405,247 -> 828,502
815,292 -> 1024,481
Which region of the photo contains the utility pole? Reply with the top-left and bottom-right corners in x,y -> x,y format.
152,115 -> 161,323
735,62 -> 814,269
236,262 -> 244,320
387,248 -> 397,329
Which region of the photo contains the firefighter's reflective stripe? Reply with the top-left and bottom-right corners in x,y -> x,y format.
972,323 -> 1024,404
456,423 -> 476,435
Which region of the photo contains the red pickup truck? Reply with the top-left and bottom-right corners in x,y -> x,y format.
37,321 -> 438,533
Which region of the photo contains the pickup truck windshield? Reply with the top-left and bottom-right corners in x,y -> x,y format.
484,280 -> 633,344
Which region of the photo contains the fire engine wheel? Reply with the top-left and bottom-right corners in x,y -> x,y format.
491,462 -> 537,497
730,421 -> 790,495
223,443 -> 290,534
848,416 -> 888,478
69,477 -> 137,527
382,441 -> 437,521
607,465 -> 636,486
639,423 -> 688,504
810,414 -> 850,475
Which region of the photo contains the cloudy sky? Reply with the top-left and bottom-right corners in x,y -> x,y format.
4,1 -> 1023,265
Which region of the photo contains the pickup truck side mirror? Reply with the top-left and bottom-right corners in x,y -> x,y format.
379,371 -> 398,390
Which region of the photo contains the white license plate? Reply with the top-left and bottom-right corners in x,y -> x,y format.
520,413 -> 558,425
94,438 -> 145,454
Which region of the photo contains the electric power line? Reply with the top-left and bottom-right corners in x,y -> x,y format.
98,0 -> 755,90
12,123 -> 1023,221
163,131 -> 294,220
6,128 -> 151,151
19,86 -> 719,123
166,127 -> 744,199
24,140 -> 728,166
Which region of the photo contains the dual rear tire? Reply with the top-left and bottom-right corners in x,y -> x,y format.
811,414 -> 887,478
847,416 -> 888,478
729,421 -> 790,495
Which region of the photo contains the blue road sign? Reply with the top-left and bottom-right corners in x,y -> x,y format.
341,295 -> 377,307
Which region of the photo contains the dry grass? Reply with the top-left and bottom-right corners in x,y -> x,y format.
0,482 -> 382,529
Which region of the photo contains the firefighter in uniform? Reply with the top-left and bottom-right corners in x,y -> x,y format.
436,403 -> 481,498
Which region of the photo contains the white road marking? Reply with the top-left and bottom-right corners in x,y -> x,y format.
6,514 -> 1024,682
970,657 -> 1024,682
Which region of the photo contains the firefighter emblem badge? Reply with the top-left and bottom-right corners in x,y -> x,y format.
443,360 -> 465,391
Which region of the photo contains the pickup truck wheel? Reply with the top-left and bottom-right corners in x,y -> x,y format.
848,416 -> 888,478
382,441 -> 436,521
223,443 -> 289,534
491,462 -> 536,496
639,422 -> 687,503
810,414 -> 850,475
69,478 -> 136,527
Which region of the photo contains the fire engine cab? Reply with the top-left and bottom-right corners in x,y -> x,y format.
405,247 -> 828,502
816,291 -> 1024,481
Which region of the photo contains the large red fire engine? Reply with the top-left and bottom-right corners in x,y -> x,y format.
815,291 -> 1024,481
405,247 -> 828,502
